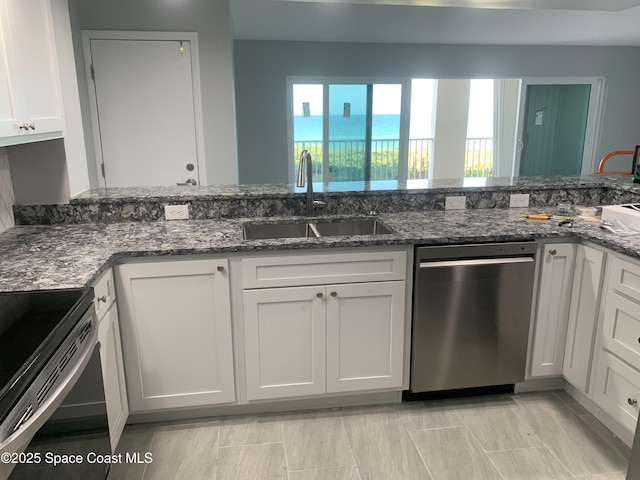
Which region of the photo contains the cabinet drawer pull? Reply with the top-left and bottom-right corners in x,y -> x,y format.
97,295 -> 107,303
628,398 -> 638,406
330,291 -> 337,297
217,265 -> 225,272
549,249 -> 557,256
316,292 -> 323,298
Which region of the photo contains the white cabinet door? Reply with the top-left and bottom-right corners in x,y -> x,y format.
602,291 -> 640,370
243,286 -> 326,400
98,302 -> 129,452
0,0 -> 63,140
116,259 -> 235,412
326,281 -> 405,393
592,350 -> 640,433
531,243 -> 576,377
563,245 -> 605,392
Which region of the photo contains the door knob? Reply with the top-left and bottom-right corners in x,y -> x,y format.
217,265 -> 225,272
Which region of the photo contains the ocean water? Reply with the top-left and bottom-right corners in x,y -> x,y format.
294,114 -> 400,141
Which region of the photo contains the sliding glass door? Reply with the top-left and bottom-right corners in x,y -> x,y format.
291,80 -> 404,184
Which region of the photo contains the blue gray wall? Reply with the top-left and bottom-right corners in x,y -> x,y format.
234,41 -> 640,184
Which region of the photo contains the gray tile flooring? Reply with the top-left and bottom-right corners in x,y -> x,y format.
109,391 -> 630,480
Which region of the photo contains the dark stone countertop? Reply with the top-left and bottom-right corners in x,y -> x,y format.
0,208 -> 639,293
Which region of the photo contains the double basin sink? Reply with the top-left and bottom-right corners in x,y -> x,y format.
243,218 -> 392,240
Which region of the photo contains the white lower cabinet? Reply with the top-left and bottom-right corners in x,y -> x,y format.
530,243 -> 576,377
243,286 -> 327,400
241,248 -> 408,402
562,245 -> 605,392
115,258 -> 235,412
591,253 -> 640,435
97,302 -> 128,452
592,350 -> 640,432
326,281 -> 405,393
93,269 -> 128,452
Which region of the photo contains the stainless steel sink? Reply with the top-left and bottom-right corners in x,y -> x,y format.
243,222 -> 315,240
243,218 -> 392,240
313,219 -> 391,236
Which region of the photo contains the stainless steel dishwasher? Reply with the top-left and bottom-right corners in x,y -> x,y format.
410,242 -> 537,394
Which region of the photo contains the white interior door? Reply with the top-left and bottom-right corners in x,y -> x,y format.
85,34 -> 205,188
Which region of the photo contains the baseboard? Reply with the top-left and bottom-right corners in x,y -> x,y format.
515,376 -> 566,393
564,382 -> 634,448
127,390 -> 402,424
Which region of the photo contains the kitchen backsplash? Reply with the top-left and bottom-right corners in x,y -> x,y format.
10,175 -> 640,226
0,148 -> 15,234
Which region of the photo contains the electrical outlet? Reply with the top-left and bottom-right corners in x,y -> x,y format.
445,196 -> 466,210
509,194 -> 530,208
164,204 -> 189,220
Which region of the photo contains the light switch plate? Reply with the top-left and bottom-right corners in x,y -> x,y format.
445,196 -> 466,210
164,204 -> 189,220
509,194 -> 530,208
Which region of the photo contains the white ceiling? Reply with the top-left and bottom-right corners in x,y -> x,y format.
230,0 -> 640,45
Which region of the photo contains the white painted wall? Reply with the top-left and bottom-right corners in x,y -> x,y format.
234,41 -> 640,184
51,0 -> 90,197
70,0 -> 238,186
430,80 -> 470,179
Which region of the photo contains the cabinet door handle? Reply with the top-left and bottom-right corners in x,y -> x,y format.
316,292 -> 323,298
549,249 -> 557,256
628,398 -> 637,406
217,265 -> 225,272
330,291 -> 337,297
97,295 -> 107,303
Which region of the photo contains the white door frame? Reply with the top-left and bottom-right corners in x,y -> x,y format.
514,77 -> 606,177
81,30 -> 207,188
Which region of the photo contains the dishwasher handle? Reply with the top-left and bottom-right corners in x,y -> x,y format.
419,257 -> 534,269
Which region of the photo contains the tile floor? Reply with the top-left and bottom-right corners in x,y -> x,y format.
109,391 -> 630,480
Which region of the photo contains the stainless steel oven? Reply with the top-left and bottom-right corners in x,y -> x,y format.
410,242 -> 537,395
0,288 -> 110,479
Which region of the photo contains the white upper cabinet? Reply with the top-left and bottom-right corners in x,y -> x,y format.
0,0 -> 63,142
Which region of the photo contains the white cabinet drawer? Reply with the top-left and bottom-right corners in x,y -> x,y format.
93,268 -> 116,320
602,291 -> 640,370
592,350 -> 640,432
609,256 -> 640,301
241,250 -> 407,289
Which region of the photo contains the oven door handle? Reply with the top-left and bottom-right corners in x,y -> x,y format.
0,314 -> 99,456
419,257 -> 534,269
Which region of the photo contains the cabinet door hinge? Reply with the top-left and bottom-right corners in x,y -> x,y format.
91,64 -> 95,80
100,163 -> 106,178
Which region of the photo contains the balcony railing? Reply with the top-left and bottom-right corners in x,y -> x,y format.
293,137 -> 492,181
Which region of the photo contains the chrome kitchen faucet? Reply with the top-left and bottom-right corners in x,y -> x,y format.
296,149 -> 325,216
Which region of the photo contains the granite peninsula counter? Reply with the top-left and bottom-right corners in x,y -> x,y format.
1,207 -> 640,293
1,174 -> 639,292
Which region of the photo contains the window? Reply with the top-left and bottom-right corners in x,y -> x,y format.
289,76 -> 604,183
291,80 -> 404,184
